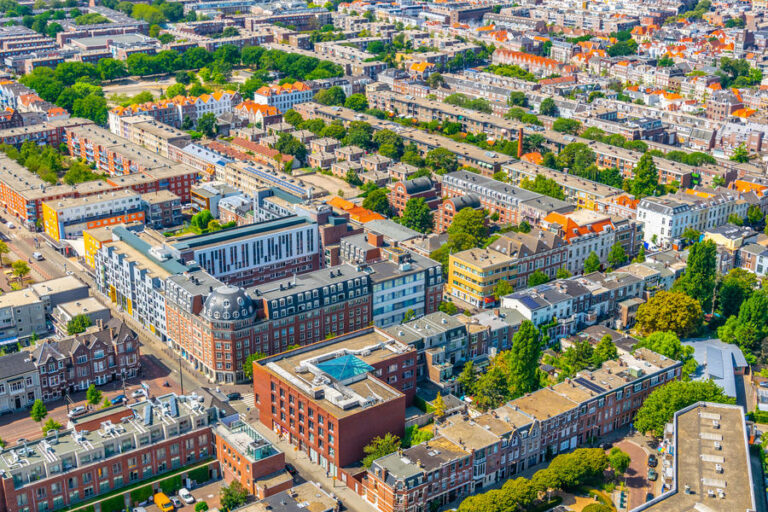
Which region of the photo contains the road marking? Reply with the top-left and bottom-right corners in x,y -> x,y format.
240,393 -> 255,407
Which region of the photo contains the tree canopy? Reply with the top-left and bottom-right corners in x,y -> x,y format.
634,380 -> 734,437
635,291 -> 702,338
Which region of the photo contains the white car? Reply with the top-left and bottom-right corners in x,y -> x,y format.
68,406 -> 86,418
178,489 -> 194,504
131,389 -> 146,399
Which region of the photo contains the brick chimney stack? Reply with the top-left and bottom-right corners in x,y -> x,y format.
517,128 -> 524,158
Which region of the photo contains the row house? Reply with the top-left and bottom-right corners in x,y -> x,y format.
387,178 -> 441,217
637,187 -> 750,249
541,210 -> 643,274
361,347 -> 680,512
491,48 -> 577,76
32,319 -> 140,400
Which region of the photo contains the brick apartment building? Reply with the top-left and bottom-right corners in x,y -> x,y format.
32,319 -> 140,400
435,195 -> 483,233
252,328 -> 416,477
387,178 -> 441,217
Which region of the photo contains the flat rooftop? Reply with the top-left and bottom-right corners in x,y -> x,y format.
171,215 -> 315,252
635,403 -> 754,512
259,328 -> 412,418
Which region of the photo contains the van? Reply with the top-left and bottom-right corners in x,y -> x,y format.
32,252 -> 43,261
154,493 -> 174,512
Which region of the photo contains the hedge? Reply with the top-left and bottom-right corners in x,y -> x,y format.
751,409 -> 768,424
187,465 -> 210,484
414,395 -> 435,413
99,494 -> 126,512
159,475 -> 182,495
130,485 -> 153,505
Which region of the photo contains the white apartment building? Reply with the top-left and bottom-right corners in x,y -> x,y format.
42,190 -> 144,241
637,188 -> 749,249
252,82 -> 314,113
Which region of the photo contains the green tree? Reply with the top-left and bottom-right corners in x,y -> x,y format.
343,121 -> 374,149
220,481 -> 248,511
426,73 -> 445,88
448,207 -> 488,243
633,245 -> 646,263
86,384 -> 102,405
747,204 -> 763,226
165,83 -> 186,98
197,113 -> 217,138
30,399 -> 47,422
494,279 -> 514,299
344,93 -> 368,111
401,198 -> 433,233
274,133 -> 307,164
0,241 -> 9,267
425,147 -> 458,175
195,503 -> 209,512
242,352 -> 267,379
507,91 -> 528,107
457,360 -> 477,395
634,380 -> 734,437
539,97 -> 558,116
42,418 -> 62,434
718,289 -> 768,357
730,143 -> 750,163
528,270 -> 550,287
190,209 -> 213,231
556,267 -> 572,278
433,392 -> 446,418
363,433 -> 401,467
673,240 -> 717,310
635,331 -> 696,378
11,260 -> 29,285
636,291 -> 703,338
520,175 -> 565,200
552,118 -> 581,135
607,243 -> 627,268
608,447 -> 631,478
96,58 -> 126,81
439,301 -> 458,315
506,321 -> 541,397
717,268 -> 756,318
592,335 -> 618,367
583,504 -> 613,512
631,153 -> 659,198
314,86 -> 346,106
362,188 -> 392,216
727,213 -> 743,226
67,314 -> 93,335
583,251 -> 601,273
284,109 -> 303,127
682,227 -> 701,244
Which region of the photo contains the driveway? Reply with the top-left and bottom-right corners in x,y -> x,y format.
615,439 -> 653,510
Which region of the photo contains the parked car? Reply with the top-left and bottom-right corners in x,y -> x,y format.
68,406 -> 86,418
759,381 -> 768,388
111,394 -> 127,405
178,489 -> 194,504
154,493 -> 173,512
171,497 -> 183,508
133,508 -> 147,512
227,392 -> 242,401
285,463 -> 297,476
648,468 -> 658,482
132,389 -> 146,399
645,493 -> 654,503
647,454 -> 658,467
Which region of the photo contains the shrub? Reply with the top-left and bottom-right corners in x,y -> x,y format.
195,502 -> 209,512
187,465 -> 210,484
100,494 -> 127,512
159,475 -> 182,495
130,485 -> 153,505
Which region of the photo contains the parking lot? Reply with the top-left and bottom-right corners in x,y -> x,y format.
137,480 -> 225,512
0,354 -> 182,445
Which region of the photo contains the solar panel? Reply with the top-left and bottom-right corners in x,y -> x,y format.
574,377 -> 605,394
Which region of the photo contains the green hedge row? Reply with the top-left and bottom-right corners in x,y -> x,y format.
159,475 -> 182,495
130,485 -> 153,505
99,494 -> 126,512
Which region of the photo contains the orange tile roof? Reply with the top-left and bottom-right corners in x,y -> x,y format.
732,108 -> 756,118
328,196 -> 384,223
521,152 -> 543,165
410,62 -> 435,73
542,212 -> 614,241
254,82 -> 311,97
732,180 -> 768,195
235,100 -> 281,116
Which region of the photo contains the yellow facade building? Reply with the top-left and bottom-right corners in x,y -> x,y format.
446,248 -> 517,308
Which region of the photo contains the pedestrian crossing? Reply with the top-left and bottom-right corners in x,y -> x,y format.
240,392 -> 255,408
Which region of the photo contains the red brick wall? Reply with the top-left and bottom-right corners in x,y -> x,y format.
337,394 -> 405,467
